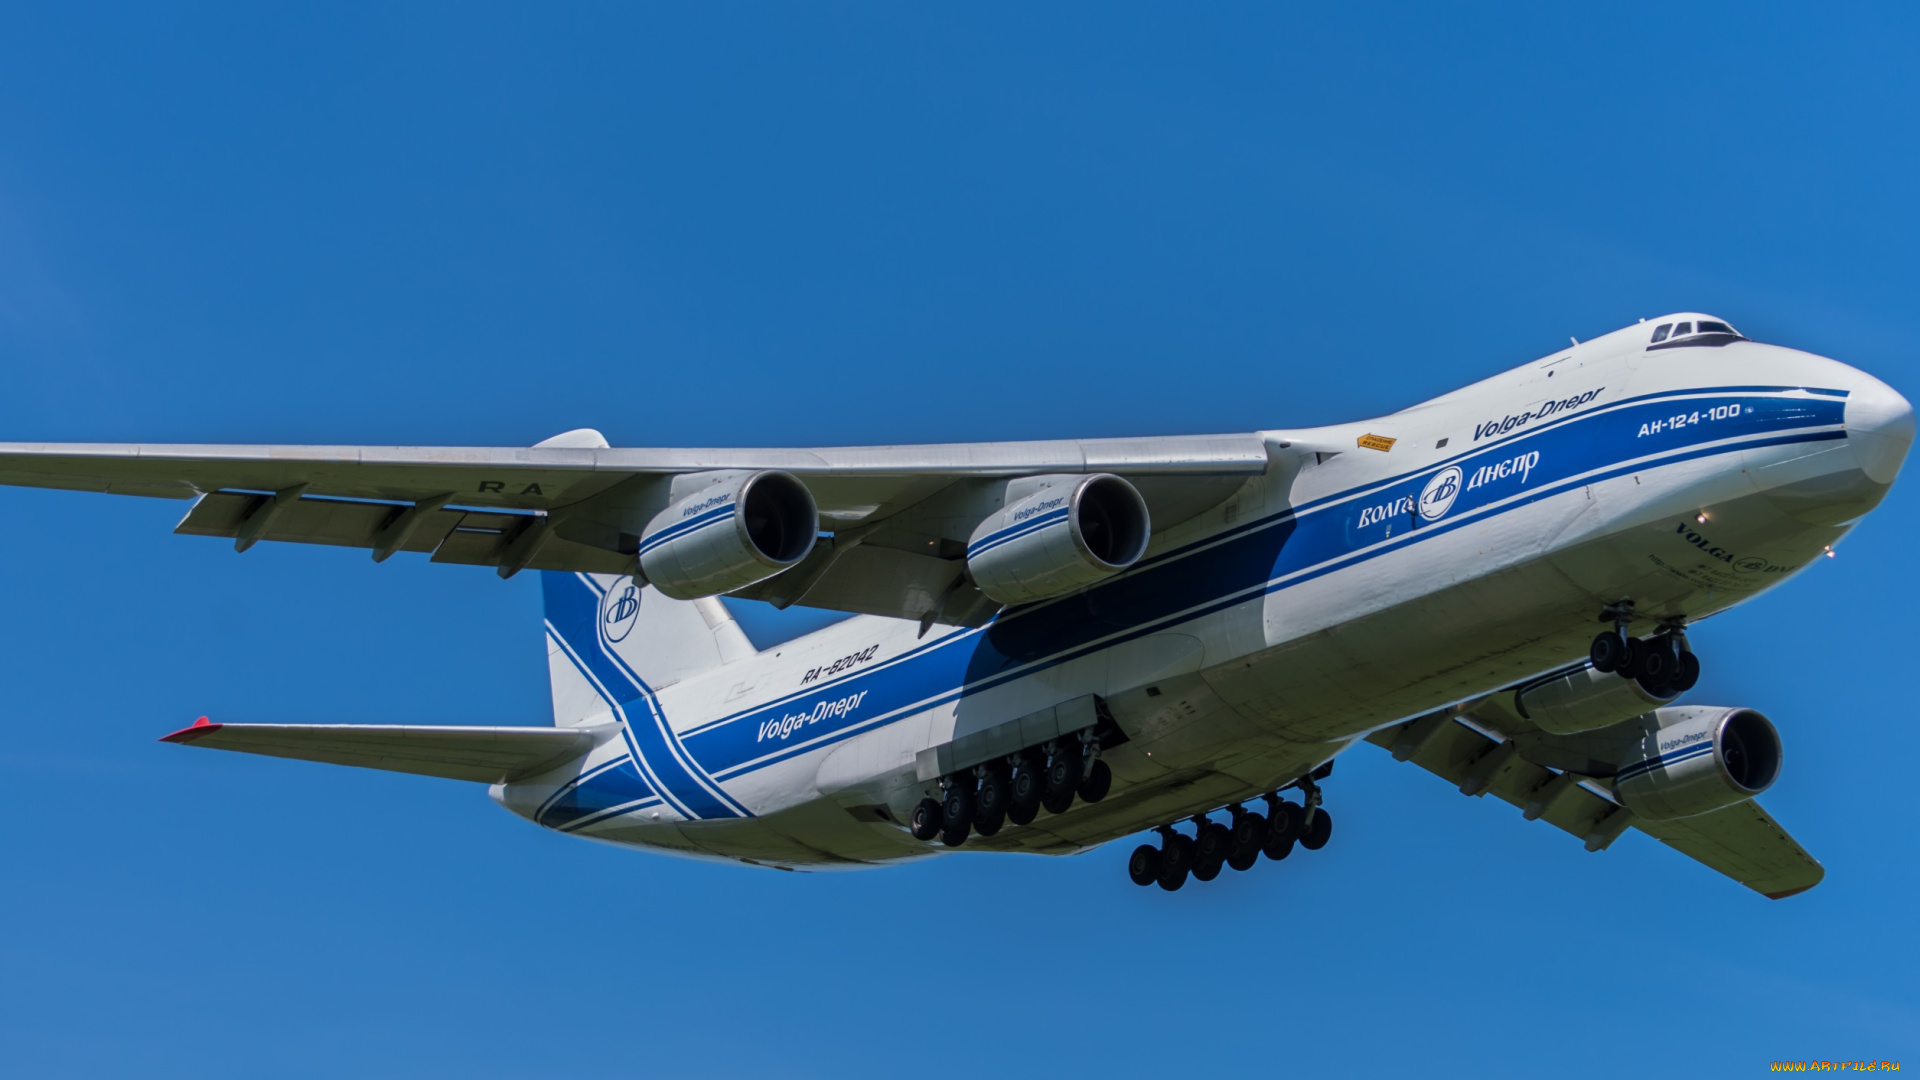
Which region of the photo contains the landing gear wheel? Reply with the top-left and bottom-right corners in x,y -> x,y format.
940,782 -> 975,847
1631,637 -> 1675,689
1192,822 -> 1232,881
1589,630 -> 1628,673
1300,807 -> 1333,851
973,766 -> 1009,837
1227,811 -> 1267,872
1042,743 -> 1082,815
1156,835 -> 1193,892
1077,759 -> 1112,803
1670,649 -> 1701,694
1008,753 -> 1044,826
909,797 -> 944,841
1128,844 -> 1161,887
1262,800 -> 1301,861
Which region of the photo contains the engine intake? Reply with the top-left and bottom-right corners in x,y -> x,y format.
1612,707 -> 1782,821
967,474 -> 1151,606
638,471 -> 818,599
1515,662 -> 1676,735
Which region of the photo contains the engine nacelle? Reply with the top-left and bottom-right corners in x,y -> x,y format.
638,471 -> 818,600
1612,707 -> 1782,821
1514,662 -> 1676,735
966,474 -> 1151,605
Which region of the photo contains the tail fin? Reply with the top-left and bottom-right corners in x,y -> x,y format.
541,571 -> 756,727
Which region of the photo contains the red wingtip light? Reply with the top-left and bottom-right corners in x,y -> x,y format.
160,716 -> 223,744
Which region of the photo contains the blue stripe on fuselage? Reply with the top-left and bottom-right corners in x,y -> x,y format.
678,387 -> 1847,784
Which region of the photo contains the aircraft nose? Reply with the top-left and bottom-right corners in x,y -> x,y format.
1844,373 -> 1915,486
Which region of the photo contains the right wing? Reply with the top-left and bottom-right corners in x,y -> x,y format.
1366,712 -> 1823,899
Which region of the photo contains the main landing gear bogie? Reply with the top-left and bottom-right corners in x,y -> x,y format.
1129,768 -> 1335,890
914,719 -> 1118,849
1589,605 -> 1700,698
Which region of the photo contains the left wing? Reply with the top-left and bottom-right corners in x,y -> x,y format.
1365,712 -> 1823,899
0,430 -> 1272,623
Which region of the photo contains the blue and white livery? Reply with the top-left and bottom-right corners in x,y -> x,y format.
6,313 -> 1907,897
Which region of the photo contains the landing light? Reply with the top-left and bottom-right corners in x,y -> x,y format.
1696,512 -> 1709,524
1825,546 -> 1837,559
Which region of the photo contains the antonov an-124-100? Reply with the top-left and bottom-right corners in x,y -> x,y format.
1,313 -> 1908,896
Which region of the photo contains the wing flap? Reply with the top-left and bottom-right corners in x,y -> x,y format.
160,718 -> 599,783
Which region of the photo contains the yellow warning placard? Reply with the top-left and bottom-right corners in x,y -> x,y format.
1356,433 -> 1396,452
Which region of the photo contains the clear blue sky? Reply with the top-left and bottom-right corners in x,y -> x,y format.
1,5 -> 1914,1076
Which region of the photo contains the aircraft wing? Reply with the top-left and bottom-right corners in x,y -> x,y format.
0,432 -> 1270,623
159,717 -> 600,784
1365,713 -> 1824,899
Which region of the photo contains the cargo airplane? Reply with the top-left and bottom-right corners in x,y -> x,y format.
0,313 -> 1906,895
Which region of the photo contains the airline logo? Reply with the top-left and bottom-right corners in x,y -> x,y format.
603,584 -> 642,643
1418,466 -> 1463,521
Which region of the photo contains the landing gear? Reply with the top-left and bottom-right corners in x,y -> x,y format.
1128,844 -> 1161,886
1226,806 -> 1267,871
1155,827 -> 1194,892
1008,749 -> 1045,826
940,777 -> 975,848
1191,818 -> 1232,882
1295,773 -> 1331,851
1592,604 -> 1701,697
1132,766 -> 1335,888
1042,739 -> 1082,815
1261,795 -> 1300,861
909,797 -> 944,841
973,763 -> 1010,837
1078,758 -> 1113,803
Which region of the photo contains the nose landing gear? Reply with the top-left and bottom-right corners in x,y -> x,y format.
1590,604 -> 1700,698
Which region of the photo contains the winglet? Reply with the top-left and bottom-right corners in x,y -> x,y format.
160,716 -> 223,744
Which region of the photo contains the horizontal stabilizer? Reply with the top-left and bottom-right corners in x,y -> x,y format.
160,717 -> 598,783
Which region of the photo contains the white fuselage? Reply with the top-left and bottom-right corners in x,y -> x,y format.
493,320 -> 1912,868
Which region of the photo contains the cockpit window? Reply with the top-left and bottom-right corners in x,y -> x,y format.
1646,315 -> 1748,350
1672,321 -> 1692,337
1697,320 -> 1736,335
1651,323 -> 1673,343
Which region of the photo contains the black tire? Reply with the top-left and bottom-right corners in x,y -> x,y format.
1045,743 -> 1083,800
1156,836 -> 1193,891
1263,801 -> 1300,860
1227,812 -> 1267,871
909,797 -> 943,841
1156,863 -> 1188,891
1300,807 -> 1333,851
1193,822 -> 1231,881
1128,844 -> 1161,886
943,782 -> 977,836
1008,763 -> 1043,826
974,767 -> 1009,837
1671,649 -> 1701,693
1632,637 -> 1674,687
1161,834 -> 1194,875
939,817 -> 969,847
1589,631 -> 1625,673
1077,759 -> 1112,803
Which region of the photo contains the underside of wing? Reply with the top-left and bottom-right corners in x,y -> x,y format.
1367,711 -> 1824,898
160,717 -> 601,784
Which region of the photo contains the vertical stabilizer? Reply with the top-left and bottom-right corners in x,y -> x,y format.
541,571 -> 755,727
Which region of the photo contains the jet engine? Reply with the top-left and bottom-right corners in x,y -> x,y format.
1612,707 -> 1782,821
638,470 -> 818,599
1513,662 -> 1676,735
966,474 -> 1151,605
